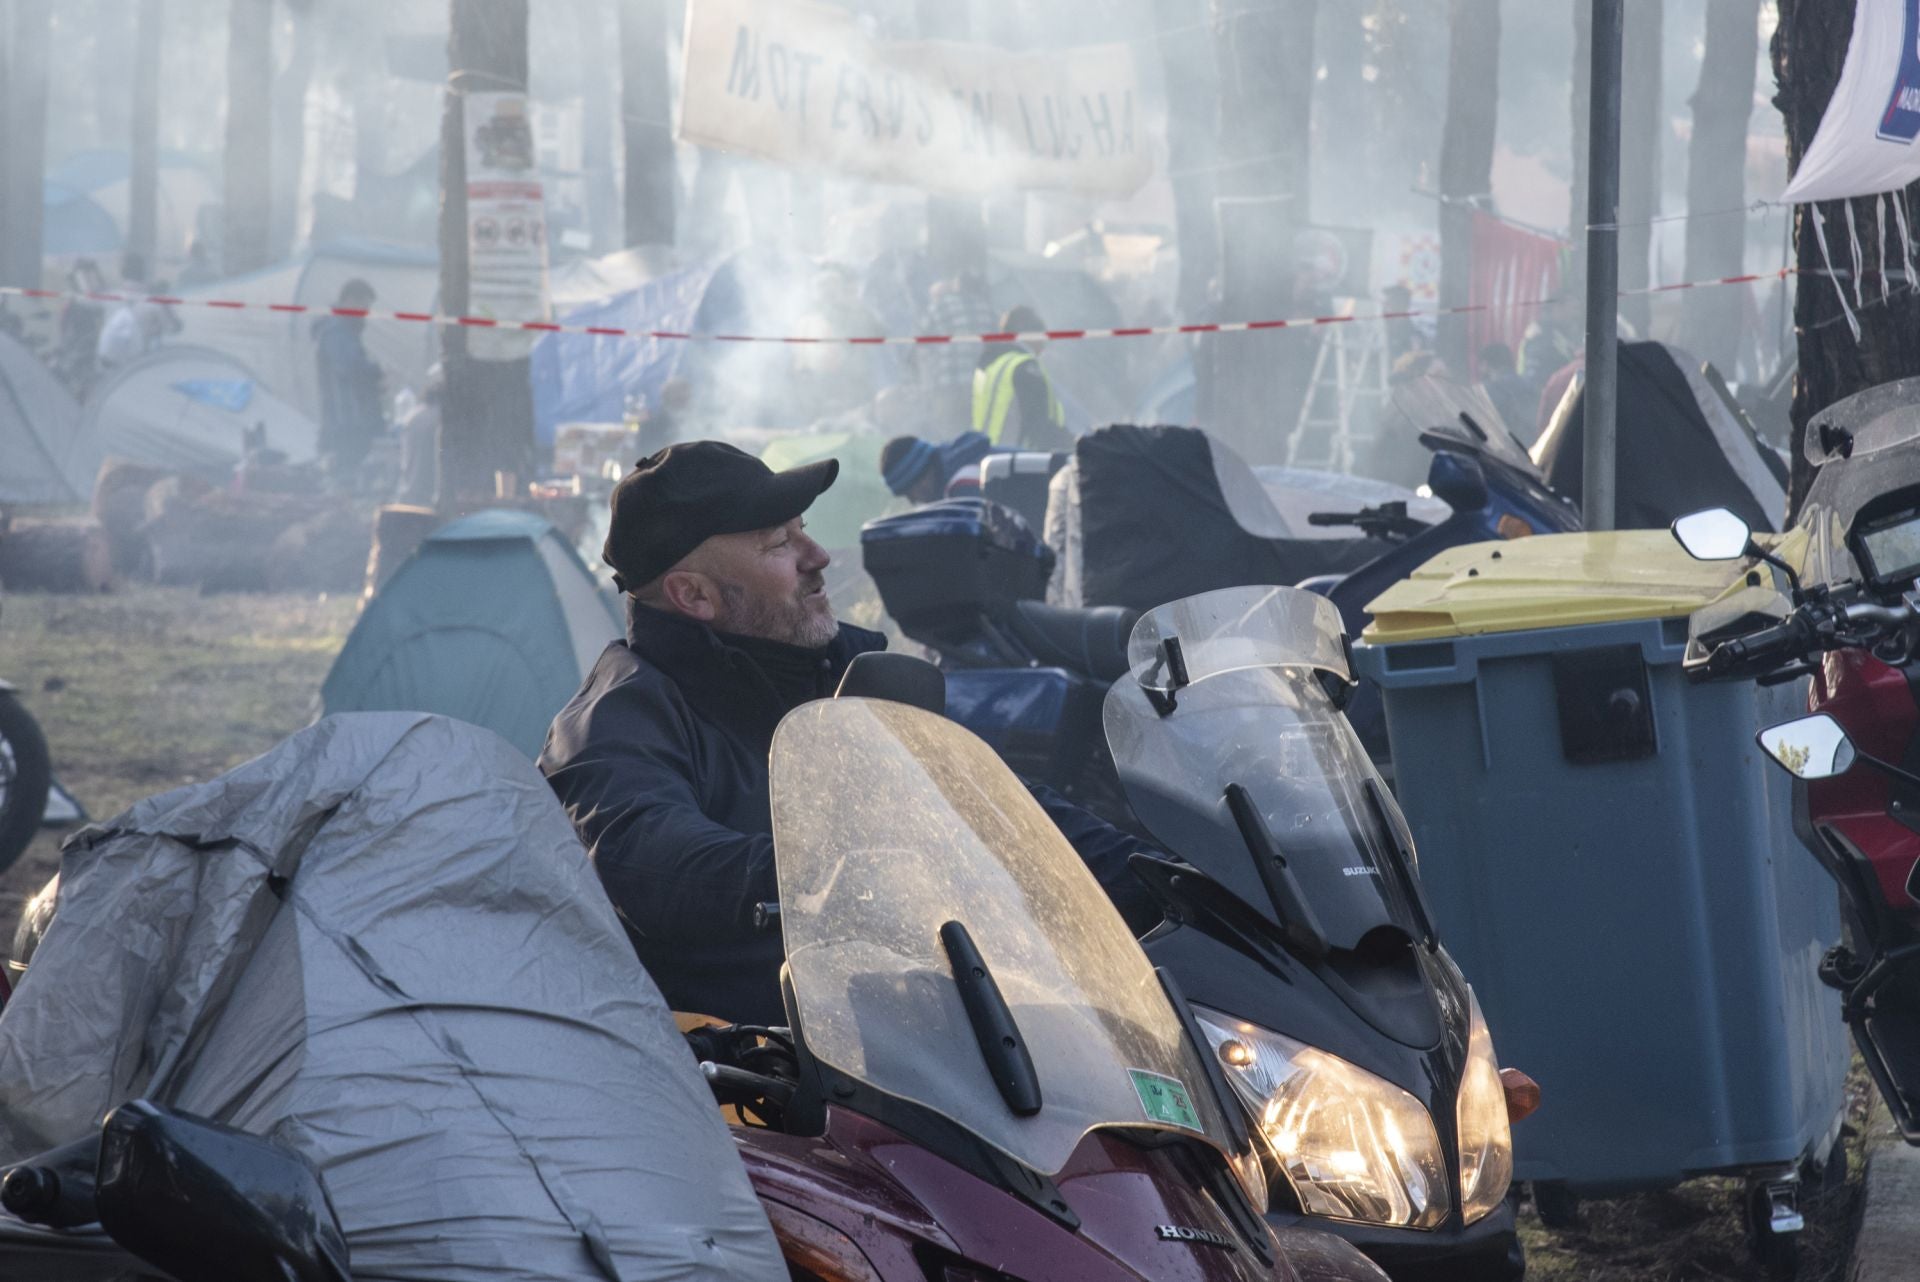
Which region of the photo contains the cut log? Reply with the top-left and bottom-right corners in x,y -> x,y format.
0,520 -> 114,593
269,505 -> 376,594
365,505 -> 443,596
90,457 -> 187,578
141,484 -> 328,592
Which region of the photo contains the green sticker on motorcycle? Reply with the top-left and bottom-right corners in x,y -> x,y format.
1129,1069 -> 1203,1132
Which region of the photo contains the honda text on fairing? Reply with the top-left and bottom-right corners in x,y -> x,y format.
1672,375 -> 1920,1145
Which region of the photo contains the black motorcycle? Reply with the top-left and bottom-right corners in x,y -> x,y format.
0,677 -> 49,878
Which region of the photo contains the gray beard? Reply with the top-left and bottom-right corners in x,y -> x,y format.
713,579 -> 839,648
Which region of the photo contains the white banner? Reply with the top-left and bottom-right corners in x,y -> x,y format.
1782,0 -> 1920,203
463,92 -> 552,360
677,0 -> 1151,199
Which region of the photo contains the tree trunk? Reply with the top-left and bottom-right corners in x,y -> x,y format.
1681,0 -> 1761,375
92,0 -> 135,151
919,0 -> 986,278
1212,0 -> 1316,210
1774,0 -> 1920,517
1618,0 -> 1663,337
1437,0 -> 1501,375
223,0 -> 276,276
270,0 -> 319,261
578,0 -> 619,253
1200,0 -> 1317,462
1570,0 -> 1591,249
1,1 -> 52,290
617,0 -> 676,247
1158,0 -> 1220,315
129,0 -> 164,273
347,5 -> 391,206
437,0 -> 538,512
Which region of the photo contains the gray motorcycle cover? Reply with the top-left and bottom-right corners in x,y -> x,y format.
0,713 -> 784,1282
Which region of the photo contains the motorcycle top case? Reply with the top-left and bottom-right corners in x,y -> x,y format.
861,498 -> 1055,641
1355,532 -> 1848,1193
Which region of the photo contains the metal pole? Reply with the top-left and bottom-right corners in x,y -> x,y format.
1583,0 -> 1623,530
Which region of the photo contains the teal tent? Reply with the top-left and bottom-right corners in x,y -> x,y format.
321,511 -> 622,757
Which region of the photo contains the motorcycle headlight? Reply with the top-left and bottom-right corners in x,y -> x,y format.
1456,991 -> 1513,1224
1194,1006 -> 1447,1230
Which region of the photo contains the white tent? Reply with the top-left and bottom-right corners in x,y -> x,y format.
0,713 -> 784,1282
170,240 -> 442,421
74,346 -> 320,486
0,334 -> 87,507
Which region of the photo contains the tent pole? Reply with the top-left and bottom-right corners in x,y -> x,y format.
1583,0 -> 1623,531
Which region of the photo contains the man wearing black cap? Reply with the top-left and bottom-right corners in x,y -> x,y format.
540,441 -> 1154,1024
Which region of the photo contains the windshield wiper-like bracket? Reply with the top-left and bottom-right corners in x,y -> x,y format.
1362,778 -> 1438,950
1223,784 -> 1330,961
1142,636 -> 1191,717
940,921 -> 1043,1117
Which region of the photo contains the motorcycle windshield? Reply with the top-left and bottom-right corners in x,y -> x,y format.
1387,369 -> 1543,478
1107,587 -> 1427,953
1803,376 -> 1920,464
769,699 -> 1240,1178
1129,584 -> 1350,693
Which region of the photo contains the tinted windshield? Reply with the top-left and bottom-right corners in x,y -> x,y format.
1387,371 -> 1541,476
769,699 -> 1240,1177
1803,377 -> 1920,464
1107,587 -> 1426,952
1129,584 -> 1350,691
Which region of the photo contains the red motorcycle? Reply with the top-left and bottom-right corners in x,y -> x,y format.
1672,376 -> 1920,1144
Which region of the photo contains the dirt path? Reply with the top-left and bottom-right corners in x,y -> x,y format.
0,587 -> 359,947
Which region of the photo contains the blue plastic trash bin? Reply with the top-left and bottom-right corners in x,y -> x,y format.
1352,532 -> 1848,1196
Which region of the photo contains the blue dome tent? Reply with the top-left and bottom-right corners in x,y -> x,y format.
320,510 -> 621,757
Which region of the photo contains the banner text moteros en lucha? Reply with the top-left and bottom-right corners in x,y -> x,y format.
677,0 -> 1152,199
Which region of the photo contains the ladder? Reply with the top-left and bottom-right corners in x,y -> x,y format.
1284,304 -> 1391,472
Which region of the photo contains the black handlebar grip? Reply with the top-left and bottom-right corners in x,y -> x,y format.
1718,620 -> 1803,673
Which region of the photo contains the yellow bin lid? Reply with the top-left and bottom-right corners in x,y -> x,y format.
1360,529 -> 1801,644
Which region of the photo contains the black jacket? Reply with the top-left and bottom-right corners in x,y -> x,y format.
540,600 -> 1156,1025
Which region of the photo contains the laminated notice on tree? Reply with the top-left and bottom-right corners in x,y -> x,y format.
677,0 -> 1151,198
464,92 -> 551,360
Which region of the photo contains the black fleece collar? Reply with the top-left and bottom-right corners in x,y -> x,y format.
623,599 -> 887,742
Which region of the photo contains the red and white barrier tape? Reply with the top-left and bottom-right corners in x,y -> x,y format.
0,267 -> 1795,347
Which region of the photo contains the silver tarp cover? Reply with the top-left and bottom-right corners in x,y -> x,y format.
0,713 -> 783,1282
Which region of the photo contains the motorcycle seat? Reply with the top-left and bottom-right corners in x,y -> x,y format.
1005,601 -> 1139,683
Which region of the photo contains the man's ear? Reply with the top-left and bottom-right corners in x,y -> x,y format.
657,568 -> 719,622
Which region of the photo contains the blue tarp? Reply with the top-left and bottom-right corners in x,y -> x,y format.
530,263 -> 718,444
170,378 -> 255,412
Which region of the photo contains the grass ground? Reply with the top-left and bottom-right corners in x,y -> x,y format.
0,586 -> 359,944
0,582 -> 1873,1280
1510,1064 -> 1873,1282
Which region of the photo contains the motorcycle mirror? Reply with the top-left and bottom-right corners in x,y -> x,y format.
95,1100 -> 351,1282
1671,508 -> 1754,562
1756,714 -> 1856,781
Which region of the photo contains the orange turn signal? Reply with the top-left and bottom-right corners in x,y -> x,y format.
764,1200 -> 884,1282
1496,515 -> 1536,540
1500,1068 -> 1541,1123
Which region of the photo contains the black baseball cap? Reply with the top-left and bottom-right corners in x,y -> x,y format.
603,441 -> 838,590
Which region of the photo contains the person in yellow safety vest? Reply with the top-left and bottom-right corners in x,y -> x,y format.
972,306 -> 1072,452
